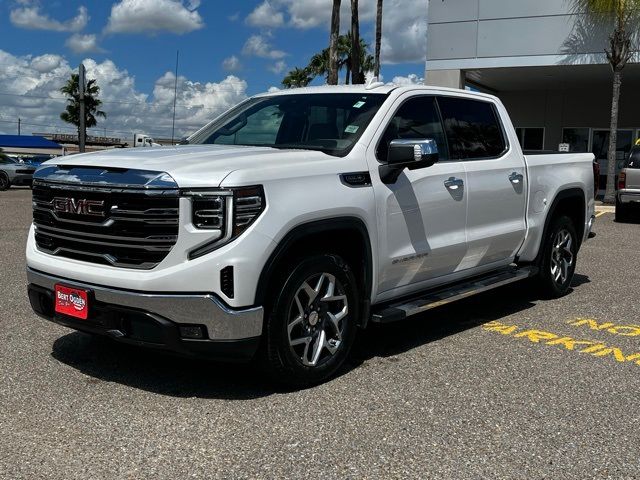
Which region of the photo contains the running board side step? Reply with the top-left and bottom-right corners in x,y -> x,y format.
371,266 -> 537,323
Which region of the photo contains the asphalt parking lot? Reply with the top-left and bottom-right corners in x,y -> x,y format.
1,187 -> 639,479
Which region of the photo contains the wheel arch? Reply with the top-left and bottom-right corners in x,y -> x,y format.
255,217 -> 373,328
536,187 -> 586,264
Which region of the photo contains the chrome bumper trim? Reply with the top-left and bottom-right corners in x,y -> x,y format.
27,268 -> 263,341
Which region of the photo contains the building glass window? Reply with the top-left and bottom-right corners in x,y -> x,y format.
562,128 -> 590,153
437,97 -> 506,159
515,127 -> 544,151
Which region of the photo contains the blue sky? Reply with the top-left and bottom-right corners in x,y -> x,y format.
0,0 -> 427,138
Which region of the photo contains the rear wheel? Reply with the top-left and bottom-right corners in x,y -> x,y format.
263,254 -> 359,387
535,215 -> 578,298
0,172 -> 10,191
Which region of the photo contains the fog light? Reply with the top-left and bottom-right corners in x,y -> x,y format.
179,325 -> 206,339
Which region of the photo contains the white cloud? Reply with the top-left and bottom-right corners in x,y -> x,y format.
65,34 -> 103,54
105,0 -> 204,35
380,0 -> 427,64
242,35 -> 287,59
10,5 -> 89,32
268,60 -> 287,75
222,55 -> 242,71
272,0 -> 375,30
256,0 -> 425,64
0,49 -> 248,140
267,86 -> 281,93
246,1 -> 285,28
390,74 -> 424,85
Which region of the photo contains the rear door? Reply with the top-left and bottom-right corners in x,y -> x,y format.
437,95 -> 527,270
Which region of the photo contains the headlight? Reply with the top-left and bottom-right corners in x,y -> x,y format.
192,194 -> 225,230
186,185 -> 265,259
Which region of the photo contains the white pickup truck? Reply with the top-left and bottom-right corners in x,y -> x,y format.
27,85 -> 597,385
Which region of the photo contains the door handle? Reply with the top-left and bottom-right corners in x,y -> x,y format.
509,172 -> 524,184
444,177 -> 464,190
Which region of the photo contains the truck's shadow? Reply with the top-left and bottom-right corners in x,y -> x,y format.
51,280 -> 581,399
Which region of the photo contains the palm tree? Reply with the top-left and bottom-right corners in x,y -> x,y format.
60,73 -> 106,141
374,0 -> 383,79
570,0 -> 639,203
282,67 -> 313,89
328,0 -> 341,85
304,35 -> 372,85
350,0 -> 365,84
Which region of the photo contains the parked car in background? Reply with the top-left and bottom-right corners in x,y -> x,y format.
21,155 -> 54,167
616,145 -> 640,222
0,156 -> 36,190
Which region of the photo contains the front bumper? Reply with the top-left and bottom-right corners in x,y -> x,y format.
27,268 -> 263,361
11,173 -> 33,186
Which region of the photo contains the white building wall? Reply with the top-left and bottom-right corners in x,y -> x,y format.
426,0 -> 611,71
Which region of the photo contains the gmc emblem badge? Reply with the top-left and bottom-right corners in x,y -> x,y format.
53,197 -> 105,217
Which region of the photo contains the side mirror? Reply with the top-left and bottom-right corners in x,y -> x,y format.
379,139 -> 439,184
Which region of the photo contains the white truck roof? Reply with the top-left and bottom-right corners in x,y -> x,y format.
256,83 -> 500,103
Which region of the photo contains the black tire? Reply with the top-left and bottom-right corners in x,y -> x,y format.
615,198 -> 630,223
535,215 -> 578,298
0,172 -> 10,191
263,254 -> 359,387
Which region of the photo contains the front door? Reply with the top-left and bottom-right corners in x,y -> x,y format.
367,94 -> 468,299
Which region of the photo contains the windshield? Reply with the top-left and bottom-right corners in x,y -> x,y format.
189,93 -> 387,156
0,157 -> 18,165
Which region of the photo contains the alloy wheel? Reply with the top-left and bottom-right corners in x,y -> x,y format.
287,272 -> 348,367
550,228 -> 574,285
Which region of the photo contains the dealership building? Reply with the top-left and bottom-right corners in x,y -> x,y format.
425,0 -> 640,193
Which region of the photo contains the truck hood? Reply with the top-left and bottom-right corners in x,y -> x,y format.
50,145 -> 332,188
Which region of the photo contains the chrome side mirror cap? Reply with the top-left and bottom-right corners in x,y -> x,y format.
380,138 -> 439,184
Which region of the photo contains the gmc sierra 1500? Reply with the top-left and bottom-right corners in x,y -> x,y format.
27,84 -> 596,385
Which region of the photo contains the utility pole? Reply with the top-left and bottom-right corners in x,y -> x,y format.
78,63 -> 86,153
171,50 -> 179,145
18,118 -> 21,135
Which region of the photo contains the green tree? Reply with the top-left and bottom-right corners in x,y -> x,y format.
303,34 -> 373,85
570,0 -> 639,202
59,73 -> 106,140
282,67 -> 313,89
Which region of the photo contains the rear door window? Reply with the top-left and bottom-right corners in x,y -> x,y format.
437,97 -> 506,160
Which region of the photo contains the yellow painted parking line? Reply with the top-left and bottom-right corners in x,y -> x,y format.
595,211 -> 607,218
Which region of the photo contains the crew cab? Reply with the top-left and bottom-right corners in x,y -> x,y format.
26,85 -> 596,385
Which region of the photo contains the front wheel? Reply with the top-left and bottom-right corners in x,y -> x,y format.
535,215 -> 578,298
263,254 -> 359,387
0,172 -> 10,191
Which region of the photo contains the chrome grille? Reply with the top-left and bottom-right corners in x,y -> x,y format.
32,181 -> 180,269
